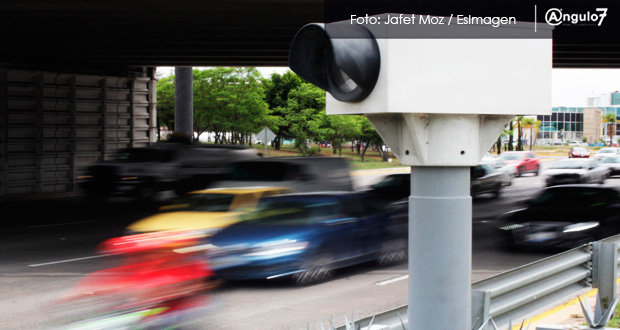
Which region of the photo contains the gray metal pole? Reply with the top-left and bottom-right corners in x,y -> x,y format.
409,167 -> 472,329
174,67 -> 193,138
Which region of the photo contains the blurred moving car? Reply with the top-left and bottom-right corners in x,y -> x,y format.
601,155 -> 620,176
480,157 -> 515,186
593,147 -> 620,161
471,164 -> 504,198
367,166 -> 503,201
568,147 -> 590,158
545,159 -> 609,186
497,185 -> 620,249
61,230 -> 216,329
80,143 -> 259,200
212,157 -> 353,192
208,192 -> 407,284
127,187 -> 290,234
364,173 -> 410,204
498,151 -> 540,177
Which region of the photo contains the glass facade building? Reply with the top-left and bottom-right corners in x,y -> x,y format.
611,92 -> 620,105
536,106 -> 620,144
536,107 -> 584,142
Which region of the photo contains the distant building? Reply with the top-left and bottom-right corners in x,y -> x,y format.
583,107 -> 604,143
611,91 -> 620,105
536,106 -> 619,145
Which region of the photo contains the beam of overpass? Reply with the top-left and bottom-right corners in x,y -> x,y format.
1,1 -> 620,69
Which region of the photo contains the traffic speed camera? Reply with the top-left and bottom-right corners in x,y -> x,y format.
289,23 -> 381,103
289,15 -> 552,166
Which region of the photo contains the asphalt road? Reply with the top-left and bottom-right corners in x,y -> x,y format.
1,156 -> 619,329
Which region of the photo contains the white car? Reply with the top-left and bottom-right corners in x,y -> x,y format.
593,147 -> 620,161
545,159 -> 610,186
601,155 -> 620,176
481,157 -> 515,186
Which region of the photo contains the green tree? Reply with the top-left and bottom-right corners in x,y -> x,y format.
192,67 -> 268,143
286,83 -> 327,155
326,115 -> 361,156
507,120 -> 514,151
516,116 -> 524,151
603,113 -> 617,146
357,117 -> 385,162
156,76 -> 175,141
520,117 -> 540,151
262,72 -> 303,149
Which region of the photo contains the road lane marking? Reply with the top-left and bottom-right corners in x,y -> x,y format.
376,274 -> 409,286
28,254 -> 112,267
29,220 -> 99,229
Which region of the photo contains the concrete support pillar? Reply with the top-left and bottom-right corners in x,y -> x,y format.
409,167 -> 472,330
174,67 -> 193,138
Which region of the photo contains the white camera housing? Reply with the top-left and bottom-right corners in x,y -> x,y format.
290,15 -> 553,166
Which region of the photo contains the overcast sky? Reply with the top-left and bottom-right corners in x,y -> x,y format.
159,67 -> 620,107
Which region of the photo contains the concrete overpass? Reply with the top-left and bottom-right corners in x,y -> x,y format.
1,0 -> 620,196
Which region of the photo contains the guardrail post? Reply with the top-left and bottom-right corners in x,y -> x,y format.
592,241 -> 617,309
471,290 -> 491,329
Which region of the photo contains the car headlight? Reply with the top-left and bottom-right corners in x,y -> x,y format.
244,239 -> 309,257
563,222 -> 599,233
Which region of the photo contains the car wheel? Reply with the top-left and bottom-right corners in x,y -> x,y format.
293,253 -> 334,285
533,165 -> 540,176
136,182 -> 156,202
517,167 -> 524,177
492,184 -> 501,199
378,239 -> 408,265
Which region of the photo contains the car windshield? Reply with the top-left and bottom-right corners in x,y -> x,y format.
242,199 -> 341,226
164,193 -> 235,212
371,174 -> 409,189
573,147 -> 587,153
550,159 -> 588,169
499,153 -> 523,161
116,148 -> 175,162
602,156 -> 620,163
229,162 -> 301,181
530,188 -> 617,209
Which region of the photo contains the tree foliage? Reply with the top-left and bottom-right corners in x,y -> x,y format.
603,113 -> 617,146
156,76 -> 175,141
156,68 -> 390,161
262,72 -> 303,149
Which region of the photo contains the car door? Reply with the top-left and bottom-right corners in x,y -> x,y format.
336,197 -> 385,263
471,166 -> 491,195
591,160 -> 608,181
524,152 -> 535,171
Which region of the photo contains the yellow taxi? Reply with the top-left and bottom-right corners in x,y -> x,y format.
127,187 -> 291,235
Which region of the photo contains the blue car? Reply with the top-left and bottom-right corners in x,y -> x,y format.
208,192 -> 407,284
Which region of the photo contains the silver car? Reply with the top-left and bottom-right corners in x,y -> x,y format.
601,156 -> 620,176
593,147 -> 620,161
480,157 -> 515,186
545,159 -> 610,186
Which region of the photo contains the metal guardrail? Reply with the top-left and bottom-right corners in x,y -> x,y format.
334,234 -> 620,330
